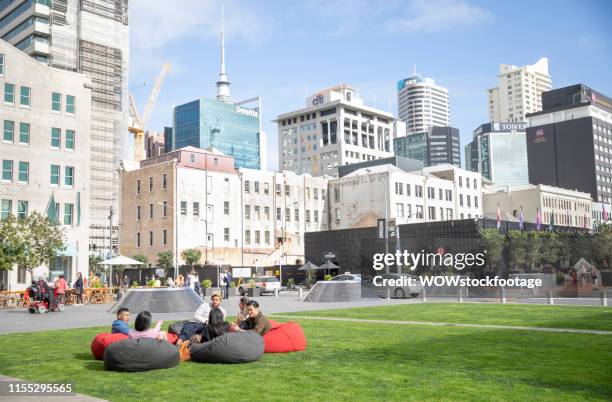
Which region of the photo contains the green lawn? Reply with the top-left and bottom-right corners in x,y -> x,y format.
0,304 -> 610,401
276,303 -> 612,331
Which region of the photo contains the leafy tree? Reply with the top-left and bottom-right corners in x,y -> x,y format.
506,230 -> 528,272
89,254 -> 104,276
15,212 -> 65,275
539,231 -> 562,267
0,215 -> 24,271
157,251 -> 174,277
133,254 -> 148,264
181,248 -> 201,272
525,231 -> 544,272
480,229 -> 505,272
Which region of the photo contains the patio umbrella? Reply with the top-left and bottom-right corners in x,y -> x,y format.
298,261 -> 320,271
319,261 -> 340,275
100,255 -> 144,288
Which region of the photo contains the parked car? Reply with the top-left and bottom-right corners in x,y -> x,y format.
238,276 -> 281,296
369,273 -> 422,298
330,274 -> 362,282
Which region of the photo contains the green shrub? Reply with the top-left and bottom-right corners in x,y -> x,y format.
146,280 -> 156,287
324,274 -> 333,281
287,278 -> 295,288
248,279 -> 256,288
202,279 -> 212,288
131,281 -> 139,287
229,281 -> 236,288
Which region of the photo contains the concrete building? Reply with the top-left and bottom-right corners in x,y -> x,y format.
397,72 -> 450,134
483,184 -> 592,229
328,163 -> 482,230
119,147 -> 329,270
526,84 -> 612,203
0,41 -> 91,290
0,0 -> 130,255
277,84 -> 405,177
394,126 -> 460,167
591,201 -> 612,230
145,131 -> 165,159
464,122 -> 528,187
487,57 -> 551,123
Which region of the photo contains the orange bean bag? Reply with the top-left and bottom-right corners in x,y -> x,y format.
91,333 -> 128,360
263,321 -> 306,353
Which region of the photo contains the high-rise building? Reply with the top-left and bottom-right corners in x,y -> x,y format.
397,72 -> 450,134
526,84 -> 612,203
393,126 -> 460,167
277,84 -> 405,177
464,122 -> 529,187
0,42 -> 91,290
163,126 -> 173,154
487,57 -> 551,123
171,9 -> 264,170
0,0 -> 130,255
144,131 -> 165,159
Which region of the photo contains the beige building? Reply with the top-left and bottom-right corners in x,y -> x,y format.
120,147 -> 329,272
483,184 -> 592,229
0,41 -> 91,290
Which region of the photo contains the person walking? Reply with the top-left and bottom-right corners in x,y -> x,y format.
54,274 -> 68,303
592,267 -> 600,290
223,269 -> 232,299
74,272 -> 84,305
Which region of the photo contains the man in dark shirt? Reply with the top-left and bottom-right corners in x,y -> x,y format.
243,300 -> 271,336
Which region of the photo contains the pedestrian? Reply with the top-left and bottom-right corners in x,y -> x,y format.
166,276 -> 174,287
592,267 -> 599,290
54,274 -> 68,303
74,272 -> 84,305
223,269 -> 232,299
121,275 -> 129,294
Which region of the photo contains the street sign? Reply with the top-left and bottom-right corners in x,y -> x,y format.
377,219 -> 386,239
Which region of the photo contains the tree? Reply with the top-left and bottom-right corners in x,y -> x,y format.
480,229 -> 505,273
15,212 -> 65,275
0,215 -> 24,272
506,230 -> 528,272
539,231 -> 562,267
181,248 -> 201,272
157,251 -> 174,277
524,231 -> 544,272
89,254 -> 105,276
133,254 -> 148,265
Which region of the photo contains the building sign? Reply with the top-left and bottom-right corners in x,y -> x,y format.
495,122 -> 527,131
377,219 -> 386,239
323,252 -> 336,261
591,92 -> 612,113
479,135 -> 491,180
235,105 -> 259,118
312,94 -> 324,106
534,128 -> 546,143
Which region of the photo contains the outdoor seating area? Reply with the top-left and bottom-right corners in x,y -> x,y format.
0,288 -> 118,309
0,291 -> 26,309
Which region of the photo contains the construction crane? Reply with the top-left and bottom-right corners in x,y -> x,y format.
129,63 -> 171,161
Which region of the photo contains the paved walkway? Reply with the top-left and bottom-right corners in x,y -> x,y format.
269,314 -> 612,335
0,375 -> 105,402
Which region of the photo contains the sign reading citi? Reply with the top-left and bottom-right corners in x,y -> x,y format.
235,105 -> 259,118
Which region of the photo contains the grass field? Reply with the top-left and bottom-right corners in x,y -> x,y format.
0,304 -> 610,401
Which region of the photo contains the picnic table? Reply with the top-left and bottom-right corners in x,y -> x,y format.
85,287 -> 117,304
0,290 -> 26,309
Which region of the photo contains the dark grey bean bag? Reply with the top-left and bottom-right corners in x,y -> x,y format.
104,338 -> 180,372
190,332 -> 264,364
168,320 -> 189,335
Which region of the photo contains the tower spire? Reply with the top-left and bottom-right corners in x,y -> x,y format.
216,5 -> 232,103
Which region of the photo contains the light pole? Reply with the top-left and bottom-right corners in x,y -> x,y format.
156,202 -> 178,279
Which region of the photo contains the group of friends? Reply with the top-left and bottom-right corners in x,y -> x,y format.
110,294 -> 270,361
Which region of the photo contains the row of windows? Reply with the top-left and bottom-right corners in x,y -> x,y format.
0,199 -> 74,225
136,230 -> 168,248
395,203 -> 454,220
136,173 -> 168,194
3,80 -> 76,114
542,196 -> 590,213
244,180 -> 326,200
1,159 -> 75,187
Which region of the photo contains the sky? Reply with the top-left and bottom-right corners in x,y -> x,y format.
128,0 -> 612,170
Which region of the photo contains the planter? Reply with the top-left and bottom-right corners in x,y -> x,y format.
226,287 -> 238,297
247,288 -> 261,297
204,287 -> 221,297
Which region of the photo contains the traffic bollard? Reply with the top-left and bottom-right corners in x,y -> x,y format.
547,290 -> 554,305
602,291 -> 608,307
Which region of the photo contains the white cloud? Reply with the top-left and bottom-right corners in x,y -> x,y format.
385,0 -> 493,33
129,0 -> 268,52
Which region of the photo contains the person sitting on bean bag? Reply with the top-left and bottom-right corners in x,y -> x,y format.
209,294 -> 227,320
235,296 -> 250,330
111,307 -> 130,335
176,302 -> 210,347
178,307 -> 239,361
239,300 -> 272,336
129,311 -> 167,341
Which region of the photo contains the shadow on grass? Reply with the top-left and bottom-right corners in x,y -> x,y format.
73,352 -> 94,361
83,361 -> 105,372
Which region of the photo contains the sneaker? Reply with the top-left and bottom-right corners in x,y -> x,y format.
179,340 -> 191,362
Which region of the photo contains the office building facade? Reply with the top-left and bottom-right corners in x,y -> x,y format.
526,85 -> 612,203
0,0 -> 130,255
464,122 -> 528,187
488,57 -> 551,123
394,126 -> 460,167
145,131 -> 165,159
0,41 -> 91,290
277,84 -> 404,177
397,73 -> 450,134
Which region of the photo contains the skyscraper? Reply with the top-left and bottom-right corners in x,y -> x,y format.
487,57 -> 551,123
0,0 -> 129,255
393,126 -> 461,168
397,71 -> 450,134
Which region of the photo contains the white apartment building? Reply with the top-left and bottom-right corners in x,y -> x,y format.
120,147 -> 329,269
397,73 -> 450,134
488,57 -> 552,123
277,84 -> 405,177
0,0 -> 130,254
328,163 -> 482,230
483,184 -> 592,229
0,41 -> 91,290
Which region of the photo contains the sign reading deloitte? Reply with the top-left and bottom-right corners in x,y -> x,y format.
235,105 -> 259,118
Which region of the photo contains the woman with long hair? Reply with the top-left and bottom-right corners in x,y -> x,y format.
129,311 -> 167,340
204,307 -> 231,341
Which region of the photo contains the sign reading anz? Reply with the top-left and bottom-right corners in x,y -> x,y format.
235,105 -> 259,118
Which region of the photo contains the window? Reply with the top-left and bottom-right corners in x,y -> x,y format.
294,209 -> 299,222
473,178 -> 477,189
51,92 -> 61,112
3,120 -> 14,142
163,229 -> 167,246
439,188 -> 443,200
190,154 -> 195,163
446,209 -> 453,220
254,181 -> 259,193
264,182 -> 270,195
322,189 -> 326,200
306,187 -> 310,199
459,194 -> 464,207
2,160 -> 12,181
245,230 -> 251,244
51,128 -> 61,148
254,205 -> 260,220
137,179 -> 141,194
427,187 -> 435,199
66,95 -> 75,114
416,205 -> 424,219
458,176 -> 463,187
244,180 -> 250,193
276,207 -> 281,220
445,190 -> 452,201
285,185 -> 290,197
264,206 -> 270,220
255,230 -> 261,244
224,228 -> 230,242
396,203 -> 405,217
415,185 -> 423,198
162,201 -> 167,217
20,86 -> 30,106
180,201 -> 187,215
428,206 -> 436,220
4,83 -> 14,104
245,205 -> 251,219
275,184 -> 281,195
306,210 -> 311,223
314,210 -> 319,223
265,231 -> 270,245
148,177 -> 153,192
149,203 -> 154,219
17,200 -> 28,219
314,188 -> 319,200
335,208 -> 340,223
65,130 -> 75,150
475,197 -> 479,208
1,199 -> 12,219
64,203 -> 73,225
193,202 -> 200,216
162,173 -> 167,190
19,123 -> 29,144
136,205 -> 141,220
64,166 -> 74,187
334,187 -> 340,202
285,208 -> 290,222
224,201 -> 229,215
136,232 -> 142,248
18,161 -> 28,183
467,195 -> 471,208
149,231 -> 153,246
0,54 -> 4,76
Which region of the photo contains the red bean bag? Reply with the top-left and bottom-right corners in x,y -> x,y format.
268,319 -> 282,330
166,332 -> 179,345
263,321 -> 306,353
91,333 -> 128,360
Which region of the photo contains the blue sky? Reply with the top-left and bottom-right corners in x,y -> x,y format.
129,0 -> 612,170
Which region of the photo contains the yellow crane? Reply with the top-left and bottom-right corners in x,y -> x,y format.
129,63 -> 172,161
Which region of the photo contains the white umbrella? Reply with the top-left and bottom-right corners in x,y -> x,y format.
100,255 -> 144,288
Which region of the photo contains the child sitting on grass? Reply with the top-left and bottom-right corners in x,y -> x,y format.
129,311 -> 167,341
111,307 -> 130,335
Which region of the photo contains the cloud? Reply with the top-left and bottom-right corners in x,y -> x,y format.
576,34 -> 606,51
385,0 -> 493,34
129,0 -> 268,52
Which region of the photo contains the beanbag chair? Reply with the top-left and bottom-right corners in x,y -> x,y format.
190,332 -> 264,364
91,333 -> 128,360
263,322 -> 307,353
268,319 -> 282,330
104,338 -> 179,372
166,332 -> 179,344
168,320 -> 189,336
